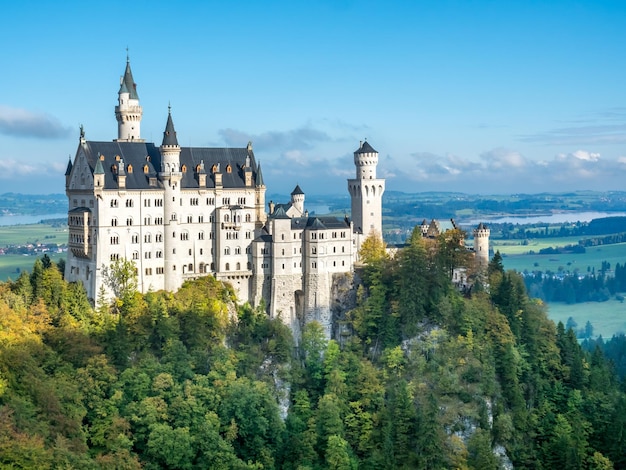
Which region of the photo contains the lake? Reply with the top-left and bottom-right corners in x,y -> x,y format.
465,211 -> 626,225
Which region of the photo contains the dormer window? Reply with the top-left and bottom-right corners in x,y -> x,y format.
181,164 -> 187,173
144,164 -> 149,174
127,164 -> 133,173
226,164 -> 232,173
212,164 -> 218,173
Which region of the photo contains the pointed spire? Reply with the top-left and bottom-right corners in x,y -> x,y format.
65,156 -> 73,176
119,53 -> 139,100
162,106 -> 179,147
291,184 -> 304,195
255,162 -> 265,186
94,158 -> 104,175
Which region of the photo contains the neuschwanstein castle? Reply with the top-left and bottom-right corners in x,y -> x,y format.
65,58 -> 489,336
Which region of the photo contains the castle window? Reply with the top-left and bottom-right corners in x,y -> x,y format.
110,236 -> 119,245
115,155 -> 121,162
236,262 -> 241,270
181,164 -> 187,173
200,248 -> 203,255
224,247 -> 230,255
187,215 -> 193,223
181,232 -> 189,241
190,198 -> 199,206
126,199 -> 133,208
312,247 -> 316,254
188,249 -> 192,255
245,213 -> 251,222
111,165 -> 117,174
156,251 -> 163,258
126,218 -> 133,226
145,268 -> 152,275
145,234 -> 152,243
246,246 -> 251,254
156,199 -> 163,207
235,247 -> 241,255
212,164 -> 218,173
144,217 -> 151,225
111,218 -> 118,226
246,231 -> 251,239
144,164 -> 149,174
333,261 -> 336,266
132,234 -> 139,244
157,267 -> 164,274
211,262 -> 215,270
281,234 -> 285,241
209,232 -> 214,239
312,262 -> 317,268
247,262 -> 252,270
144,252 -> 151,259
224,214 -> 230,222
132,251 -> 139,260
226,164 -> 232,173
144,199 -> 151,207
225,263 -> 230,271
209,215 -> 214,222
188,263 -> 193,271
342,260 -> 345,266
282,249 -> 285,255
199,231 -> 204,240
110,253 -> 119,261
127,164 -> 133,173
156,233 -> 163,242
342,246 -> 345,253
198,215 -> 204,223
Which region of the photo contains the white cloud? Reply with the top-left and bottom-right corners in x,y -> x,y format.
0,105 -> 71,139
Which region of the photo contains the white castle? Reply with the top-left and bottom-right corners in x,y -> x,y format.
64,58 -> 386,336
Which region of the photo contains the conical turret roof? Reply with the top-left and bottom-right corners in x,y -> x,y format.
119,58 -> 139,100
93,158 -> 104,175
355,140 -> 377,154
255,162 -> 265,186
291,184 -> 304,196
162,108 -> 179,147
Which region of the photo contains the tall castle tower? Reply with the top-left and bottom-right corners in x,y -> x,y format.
115,56 -> 143,142
160,108 -> 183,291
348,141 -> 385,240
473,222 -> 490,267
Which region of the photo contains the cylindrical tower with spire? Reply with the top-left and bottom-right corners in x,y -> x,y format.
291,185 -> 305,215
115,56 -> 144,142
347,140 -> 385,242
159,108 -> 183,292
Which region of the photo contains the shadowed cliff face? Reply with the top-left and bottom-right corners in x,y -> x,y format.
330,272 -> 357,343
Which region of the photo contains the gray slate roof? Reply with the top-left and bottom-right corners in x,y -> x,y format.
354,141 -> 377,154
79,141 -> 261,191
119,60 -> 139,100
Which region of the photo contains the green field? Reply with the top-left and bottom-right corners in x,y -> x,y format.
496,240 -> 626,274
0,223 -> 67,281
0,224 -> 67,245
0,252 -> 65,281
547,300 -> 626,339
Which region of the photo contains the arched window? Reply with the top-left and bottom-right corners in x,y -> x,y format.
245,214 -> 251,222
226,164 -> 232,173
144,164 -> 149,173
188,263 -> 193,272
127,164 -> 133,173
236,262 -> 241,270
225,263 -> 230,271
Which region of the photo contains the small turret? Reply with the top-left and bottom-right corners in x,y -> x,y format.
473,222 -> 490,267
160,106 -> 181,174
291,184 -> 305,215
114,55 -> 143,142
65,156 -> 73,189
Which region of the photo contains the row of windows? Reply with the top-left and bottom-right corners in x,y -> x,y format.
72,199 -> 94,208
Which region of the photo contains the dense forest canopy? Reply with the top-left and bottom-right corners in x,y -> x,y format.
0,233 -> 625,468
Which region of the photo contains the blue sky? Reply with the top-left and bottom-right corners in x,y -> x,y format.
1,0 -> 625,195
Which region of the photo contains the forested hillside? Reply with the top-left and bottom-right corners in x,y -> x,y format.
0,231 -> 625,469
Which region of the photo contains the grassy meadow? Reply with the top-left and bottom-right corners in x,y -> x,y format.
547,299 -> 626,339
495,239 -> 626,274
0,223 -> 67,281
